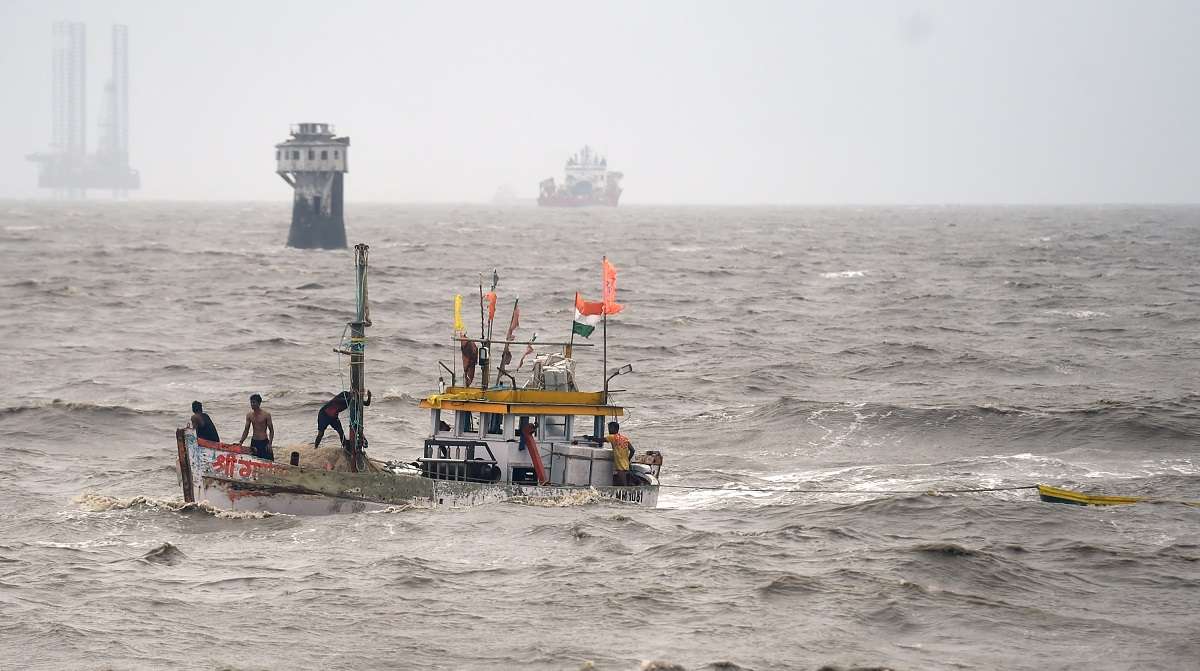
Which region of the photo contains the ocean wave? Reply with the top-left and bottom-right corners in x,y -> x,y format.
820,269 -> 868,279
734,396 -> 1200,445
73,493 -> 276,519
911,542 -> 978,557
227,336 -> 306,350
639,660 -> 688,671
1045,309 -> 1110,319
139,542 -> 188,565
758,572 -> 823,595
0,399 -> 173,419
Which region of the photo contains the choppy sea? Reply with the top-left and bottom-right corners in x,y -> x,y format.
1,202 -> 1198,670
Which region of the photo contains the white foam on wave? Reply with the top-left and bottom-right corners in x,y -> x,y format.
1046,309 -> 1109,319
660,485 -> 774,510
508,488 -> 609,507
73,493 -> 276,519
820,270 -> 867,279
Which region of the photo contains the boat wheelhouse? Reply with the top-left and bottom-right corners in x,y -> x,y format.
418,386 -> 661,498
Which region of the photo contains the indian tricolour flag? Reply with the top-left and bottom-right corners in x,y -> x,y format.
574,292 -> 604,338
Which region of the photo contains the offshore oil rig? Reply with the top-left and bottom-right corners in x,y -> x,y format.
276,123 -> 350,249
26,22 -> 140,198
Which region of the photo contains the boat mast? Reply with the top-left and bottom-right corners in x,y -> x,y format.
348,243 -> 370,471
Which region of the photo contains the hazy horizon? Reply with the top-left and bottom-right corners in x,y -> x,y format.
1,1 -> 1197,205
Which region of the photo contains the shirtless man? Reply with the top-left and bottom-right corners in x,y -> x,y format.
237,393 -> 275,460
314,389 -> 371,450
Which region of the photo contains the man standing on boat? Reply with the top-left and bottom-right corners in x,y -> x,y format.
237,394 -> 275,460
190,401 -> 220,443
605,421 -> 633,486
314,389 -> 371,450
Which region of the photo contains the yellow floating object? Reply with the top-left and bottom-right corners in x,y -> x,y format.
1037,484 -> 1199,507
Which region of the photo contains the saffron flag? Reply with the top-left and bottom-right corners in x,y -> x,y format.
486,291 -> 497,323
453,294 -> 464,333
516,333 -> 538,371
460,334 -> 478,387
574,292 -> 602,338
501,300 -> 520,369
602,256 -> 624,315
505,301 -> 520,341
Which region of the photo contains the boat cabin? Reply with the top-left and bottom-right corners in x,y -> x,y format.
418,387 -> 651,487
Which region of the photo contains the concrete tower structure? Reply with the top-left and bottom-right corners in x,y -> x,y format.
276,123 -> 350,249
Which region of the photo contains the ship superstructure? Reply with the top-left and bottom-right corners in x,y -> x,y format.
538,146 -> 622,207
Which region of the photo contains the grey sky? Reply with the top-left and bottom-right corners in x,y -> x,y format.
1,0 -> 1196,203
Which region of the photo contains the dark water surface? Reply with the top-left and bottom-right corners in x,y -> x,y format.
1,202 -> 1198,670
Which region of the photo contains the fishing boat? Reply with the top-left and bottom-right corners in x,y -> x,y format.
174,245 -> 662,514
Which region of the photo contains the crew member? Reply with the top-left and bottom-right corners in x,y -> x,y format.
190,401 -> 220,443
605,421 -> 633,486
237,393 -> 275,460
314,389 -> 371,449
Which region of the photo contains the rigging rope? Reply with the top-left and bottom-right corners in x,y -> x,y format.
655,483 -> 1040,495
336,323 -> 349,392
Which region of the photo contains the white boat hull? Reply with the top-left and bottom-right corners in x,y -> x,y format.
176,429 -> 658,515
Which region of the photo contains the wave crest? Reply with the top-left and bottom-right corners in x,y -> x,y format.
73,493 -> 276,519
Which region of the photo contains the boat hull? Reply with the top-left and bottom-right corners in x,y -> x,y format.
177,429 -> 658,514
1037,484 -> 1143,506
537,191 -> 621,207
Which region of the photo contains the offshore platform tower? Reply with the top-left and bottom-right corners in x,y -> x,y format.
27,22 -> 140,197
276,123 -> 350,249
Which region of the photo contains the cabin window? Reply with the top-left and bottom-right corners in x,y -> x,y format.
308,150 -> 315,160
543,415 -> 568,441
483,412 -> 504,437
518,415 -> 535,444
292,150 -> 300,160
275,150 -> 280,160
457,411 -> 478,436
321,150 -> 328,160
433,410 -> 450,434
334,150 -> 340,158
574,416 -> 602,444
511,467 -> 538,484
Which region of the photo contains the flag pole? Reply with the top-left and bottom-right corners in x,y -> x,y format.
500,296 -> 518,377
567,292 -> 577,359
478,274 -> 486,390
602,258 -> 608,404
602,307 -> 608,404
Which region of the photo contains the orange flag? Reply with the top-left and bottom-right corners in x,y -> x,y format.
485,291 -> 497,322
602,256 -> 623,315
575,292 -> 605,317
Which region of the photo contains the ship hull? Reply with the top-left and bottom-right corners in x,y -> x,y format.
537,191 -> 621,207
176,429 -> 658,514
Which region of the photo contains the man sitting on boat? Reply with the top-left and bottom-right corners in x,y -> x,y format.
605,421 -> 634,486
236,394 -> 275,460
190,401 -> 220,443
314,389 -> 372,449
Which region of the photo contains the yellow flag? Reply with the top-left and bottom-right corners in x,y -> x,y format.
453,294 -> 464,333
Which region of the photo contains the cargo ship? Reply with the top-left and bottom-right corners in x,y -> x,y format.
538,146 -> 623,207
